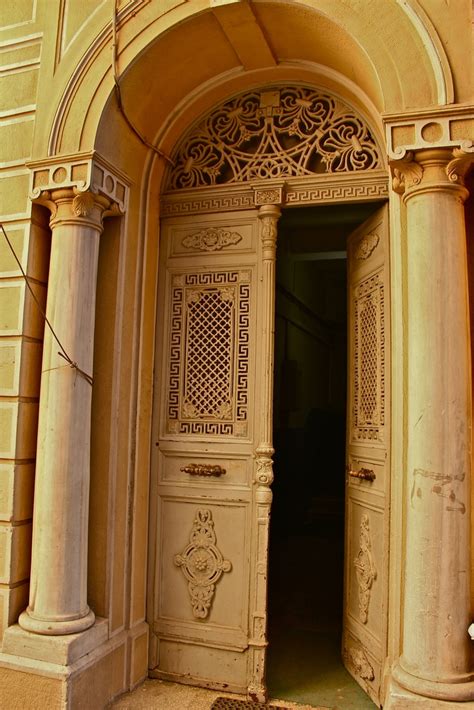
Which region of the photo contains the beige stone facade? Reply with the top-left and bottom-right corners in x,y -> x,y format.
0,1 -> 473,708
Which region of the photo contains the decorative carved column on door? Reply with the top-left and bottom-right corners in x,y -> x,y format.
389,146 -> 474,703
248,196 -> 281,702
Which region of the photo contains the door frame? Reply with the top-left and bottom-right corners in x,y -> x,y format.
148,167 -> 398,695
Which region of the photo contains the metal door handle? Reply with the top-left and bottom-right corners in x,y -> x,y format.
181,463 -> 226,477
347,466 -> 376,482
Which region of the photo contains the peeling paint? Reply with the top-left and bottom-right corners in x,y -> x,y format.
412,468 -> 465,513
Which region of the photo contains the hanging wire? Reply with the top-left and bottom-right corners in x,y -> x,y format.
0,223 -> 93,386
112,0 -> 175,166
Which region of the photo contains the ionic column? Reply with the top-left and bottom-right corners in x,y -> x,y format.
392,148 -> 474,701
248,203 -> 281,702
19,188 -> 115,635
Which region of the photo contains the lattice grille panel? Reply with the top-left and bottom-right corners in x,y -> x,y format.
167,270 -> 251,437
353,273 -> 384,442
360,298 -> 377,422
184,290 -> 234,419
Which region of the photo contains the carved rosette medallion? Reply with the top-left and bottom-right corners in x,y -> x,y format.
354,514 -> 377,624
182,227 -> 242,252
174,509 -> 231,619
355,232 -> 379,260
254,188 -> 283,205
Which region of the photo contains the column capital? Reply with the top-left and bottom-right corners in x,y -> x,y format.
27,150 -> 130,221
36,187 -> 119,232
389,147 -> 473,202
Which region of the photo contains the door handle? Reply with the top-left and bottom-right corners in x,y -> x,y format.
181,463 -> 226,477
347,466 -> 376,482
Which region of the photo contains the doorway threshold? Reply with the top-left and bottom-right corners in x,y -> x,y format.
110,679 -> 328,709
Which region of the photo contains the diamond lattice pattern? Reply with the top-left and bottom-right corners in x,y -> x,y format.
360,296 -> 378,423
184,289 -> 234,419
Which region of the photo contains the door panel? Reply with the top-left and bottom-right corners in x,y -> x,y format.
343,205 -> 390,707
151,210 -> 263,694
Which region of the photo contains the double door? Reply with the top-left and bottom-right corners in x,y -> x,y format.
149,204 -> 390,706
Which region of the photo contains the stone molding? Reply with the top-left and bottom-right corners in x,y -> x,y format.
161,171 -> 389,216
27,151 -> 130,216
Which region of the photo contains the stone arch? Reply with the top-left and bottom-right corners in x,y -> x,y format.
39,0 -> 453,162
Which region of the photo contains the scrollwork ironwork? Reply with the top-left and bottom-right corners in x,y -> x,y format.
166,87 -> 381,190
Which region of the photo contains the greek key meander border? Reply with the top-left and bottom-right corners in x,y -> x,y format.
161,175 -> 389,216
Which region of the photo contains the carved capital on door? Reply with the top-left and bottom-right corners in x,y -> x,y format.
255,446 -> 274,488
257,204 -> 281,259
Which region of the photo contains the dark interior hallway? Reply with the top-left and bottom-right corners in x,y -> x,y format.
267,205 -> 377,709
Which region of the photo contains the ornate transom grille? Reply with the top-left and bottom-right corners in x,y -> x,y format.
353,273 -> 385,441
166,86 -> 381,190
167,271 -> 250,437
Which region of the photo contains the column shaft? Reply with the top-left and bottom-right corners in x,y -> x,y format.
394,150 -> 474,700
19,190 -> 109,635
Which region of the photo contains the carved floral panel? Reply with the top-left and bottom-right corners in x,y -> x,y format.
166,86 -> 382,190
181,227 -> 242,252
174,509 -> 231,620
354,514 -> 377,624
167,270 -> 251,437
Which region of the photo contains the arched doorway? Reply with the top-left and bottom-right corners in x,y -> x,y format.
1,2 -> 471,709
148,83 -> 390,707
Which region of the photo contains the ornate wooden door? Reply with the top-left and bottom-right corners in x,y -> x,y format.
343,205 -> 390,706
150,206 -> 278,699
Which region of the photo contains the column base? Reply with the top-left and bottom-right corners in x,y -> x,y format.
390,663 -> 474,703
0,624 -> 131,710
385,677 -> 474,709
18,607 -> 95,636
2,617 -> 107,666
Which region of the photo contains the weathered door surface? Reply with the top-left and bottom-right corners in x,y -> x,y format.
150,209 -> 271,697
343,205 -> 390,706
